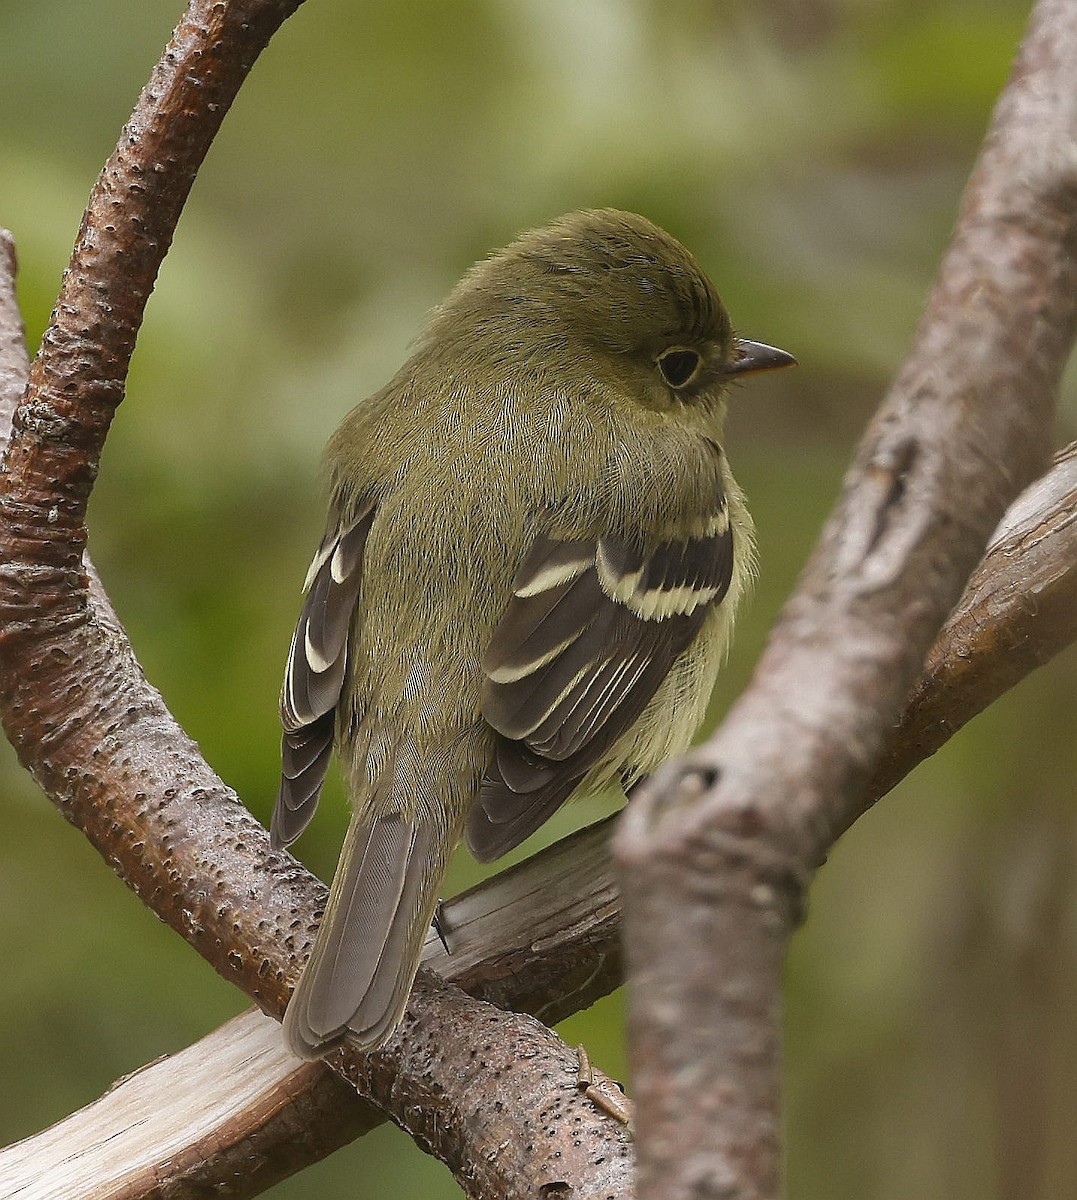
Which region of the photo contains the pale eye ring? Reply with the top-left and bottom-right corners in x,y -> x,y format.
656,347 -> 702,389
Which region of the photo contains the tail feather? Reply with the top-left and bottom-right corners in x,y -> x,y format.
283,807 -> 448,1060
347,821 -> 437,1045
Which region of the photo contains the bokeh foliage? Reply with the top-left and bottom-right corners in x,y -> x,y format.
1,2 -> 1074,1197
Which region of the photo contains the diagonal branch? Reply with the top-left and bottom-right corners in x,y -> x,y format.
0,5 -> 633,1197
6,206 -> 1074,1193
2,2 -> 1076,1196
0,819 -> 624,1199
862,439 -> 1077,822
615,1 -> 1077,1196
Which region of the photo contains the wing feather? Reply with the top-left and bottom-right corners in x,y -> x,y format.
468,508 -> 736,862
271,498 -> 376,852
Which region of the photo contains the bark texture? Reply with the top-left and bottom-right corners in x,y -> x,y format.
0,4 -> 634,1196
616,2 -> 1077,1196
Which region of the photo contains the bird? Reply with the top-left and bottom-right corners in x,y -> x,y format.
271,208 -> 795,1059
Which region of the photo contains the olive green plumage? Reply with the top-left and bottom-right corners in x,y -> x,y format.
272,209 -> 794,1059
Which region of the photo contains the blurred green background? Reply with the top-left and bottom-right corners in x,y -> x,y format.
2,1 -> 1075,1196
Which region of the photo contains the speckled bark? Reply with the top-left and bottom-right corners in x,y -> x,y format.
3,0 -> 1077,1196
337,978 -> 634,1200
0,0 -> 310,1022
0,4 -> 635,1197
4,208 -> 1076,1195
616,1 -> 1077,1197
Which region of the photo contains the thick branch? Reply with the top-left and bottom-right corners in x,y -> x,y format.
0,6 -> 632,1197
863,440 -> 1077,820
0,812 -> 626,1199
615,2 -> 1077,1197
0,1013 -> 361,1200
4,411 -> 1073,1195
2,2 -> 1074,1190
3,998 -> 635,1200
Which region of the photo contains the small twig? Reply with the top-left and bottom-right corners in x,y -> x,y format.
576,1045 -> 634,1129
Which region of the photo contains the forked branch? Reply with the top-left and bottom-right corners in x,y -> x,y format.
616,1 -> 1077,1196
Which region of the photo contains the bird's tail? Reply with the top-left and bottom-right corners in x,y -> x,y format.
282,785 -> 455,1060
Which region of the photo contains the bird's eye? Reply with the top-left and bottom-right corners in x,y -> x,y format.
657,348 -> 702,389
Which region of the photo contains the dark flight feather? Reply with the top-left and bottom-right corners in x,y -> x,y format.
468,514 -> 735,862
271,499 -> 376,852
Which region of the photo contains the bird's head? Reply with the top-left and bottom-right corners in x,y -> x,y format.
431,209 -> 795,412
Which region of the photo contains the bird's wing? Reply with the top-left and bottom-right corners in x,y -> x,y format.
469,501 -> 735,862
271,496 -> 377,850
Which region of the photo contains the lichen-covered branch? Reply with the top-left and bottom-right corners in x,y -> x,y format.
615,1 -> 1077,1196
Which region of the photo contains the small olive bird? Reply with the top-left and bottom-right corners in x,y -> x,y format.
272,209 -> 795,1059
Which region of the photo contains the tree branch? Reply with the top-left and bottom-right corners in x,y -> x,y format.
3,1 -> 1076,1196
615,0 -> 1077,1196
0,798 -> 627,1198
4,350 -> 1072,1195
863,439 -> 1077,822
0,232 -> 27,418
4,995 -> 636,1200
0,1013 -> 363,1200
0,5 -> 633,1197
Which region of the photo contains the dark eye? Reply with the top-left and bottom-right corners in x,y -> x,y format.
657,348 -> 702,389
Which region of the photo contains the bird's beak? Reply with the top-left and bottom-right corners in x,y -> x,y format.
725,339 -> 798,377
